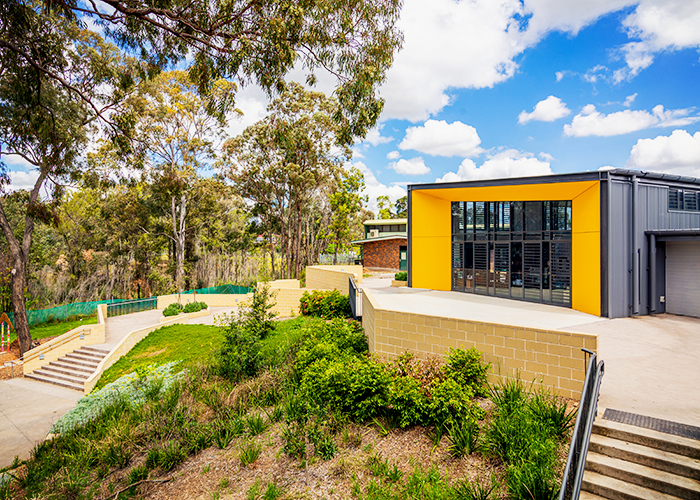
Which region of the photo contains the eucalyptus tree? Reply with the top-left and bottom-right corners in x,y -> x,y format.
323,167 -> 366,264
221,83 -> 350,278
0,5 -> 137,355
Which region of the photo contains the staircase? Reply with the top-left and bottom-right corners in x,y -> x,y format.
581,417 -> 700,500
25,346 -> 109,391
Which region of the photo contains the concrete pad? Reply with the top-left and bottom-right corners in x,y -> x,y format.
0,378 -> 81,468
366,287 -> 602,331
565,314 -> 700,428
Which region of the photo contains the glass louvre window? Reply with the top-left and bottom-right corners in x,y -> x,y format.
450,200 -> 572,307
669,189 -> 700,212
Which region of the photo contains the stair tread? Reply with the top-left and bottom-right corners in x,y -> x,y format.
41,366 -> 89,379
31,369 -> 88,385
79,346 -> 110,354
579,491 -> 608,500
591,434 -> 700,478
586,451 -> 700,495
595,419 -> 700,458
25,373 -> 83,391
49,361 -> 94,373
66,352 -> 102,360
583,470 -> 684,500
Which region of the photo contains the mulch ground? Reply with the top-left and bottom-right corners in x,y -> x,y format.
0,337 -> 57,380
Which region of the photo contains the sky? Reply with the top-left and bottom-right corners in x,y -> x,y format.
6,0 -> 700,213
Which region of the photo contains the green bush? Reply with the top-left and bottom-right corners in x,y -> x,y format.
386,375 -> 429,428
443,347 -> 490,397
299,290 -> 352,319
246,284 -> 277,339
428,378 -> 484,428
162,303 -> 182,317
394,271 -> 407,281
218,321 -> 263,383
182,301 -> 207,313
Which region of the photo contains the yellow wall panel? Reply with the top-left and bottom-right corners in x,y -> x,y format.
410,180 -> 601,316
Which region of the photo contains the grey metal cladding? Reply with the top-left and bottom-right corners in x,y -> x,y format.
608,180 -> 632,318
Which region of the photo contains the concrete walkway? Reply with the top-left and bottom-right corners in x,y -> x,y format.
0,305 -> 238,468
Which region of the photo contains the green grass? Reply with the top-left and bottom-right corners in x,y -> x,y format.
27,315 -> 98,341
94,324 -> 223,390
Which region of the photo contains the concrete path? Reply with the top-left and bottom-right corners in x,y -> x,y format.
0,378 -> 81,467
0,305 -> 239,468
566,314 -> 700,428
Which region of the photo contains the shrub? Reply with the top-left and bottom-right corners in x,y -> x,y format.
447,418 -> 480,457
239,439 -> 262,467
386,375 -> 429,428
443,347 -> 490,397
246,284 -> 277,339
299,290 -> 352,319
394,271 -> 407,281
428,378 -> 483,428
162,303 -> 182,317
183,301 -> 207,313
218,321 -> 263,383
527,388 -> 575,439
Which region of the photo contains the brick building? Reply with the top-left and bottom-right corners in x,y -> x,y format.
352,219 -> 407,270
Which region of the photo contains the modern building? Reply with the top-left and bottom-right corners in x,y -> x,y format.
352,219 -> 408,270
407,169 -> 700,318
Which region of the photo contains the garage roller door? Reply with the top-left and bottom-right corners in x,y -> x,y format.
666,241 -> 700,317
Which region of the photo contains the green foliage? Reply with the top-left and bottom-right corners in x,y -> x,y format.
453,476 -> 498,500
443,347 -> 490,397
182,301 -> 208,313
394,272 -> 407,281
244,413 -> 268,436
429,378 -> 483,428
506,462 -> 559,500
385,375 -> 429,428
162,303 -> 183,317
299,289 -> 352,319
239,440 -> 262,467
246,285 -> 277,339
528,389 -> 576,439
447,419 -> 480,458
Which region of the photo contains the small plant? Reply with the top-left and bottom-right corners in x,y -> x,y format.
490,376 -> 531,416
127,465 -> 149,484
528,389 -> 575,439
239,439 -> 262,467
447,419 -> 480,458
269,404 -> 284,423
183,301 -> 208,313
444,347 -> 490,397
155,442 -> 187,471
213,418 -> 243,449
453,476 -> 498,500
394,271 -> 407,281
100,442 -> 132,468
507,462 -> 559,500
245,412 -> 269,436
219,477 -> 230,489
282,423 -> 306,459
315,433 -> 337,460
263,482 -> 284,500
299,289 -> 352,318
162,303 -> 183,317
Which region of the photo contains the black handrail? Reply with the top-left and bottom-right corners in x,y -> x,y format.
349,276 -> 361,321
558,348 -> 605,500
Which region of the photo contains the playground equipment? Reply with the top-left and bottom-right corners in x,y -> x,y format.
0,312 -> 12,352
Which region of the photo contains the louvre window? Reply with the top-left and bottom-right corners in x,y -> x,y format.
669,188 -> 700,211
451,200 -> 572,307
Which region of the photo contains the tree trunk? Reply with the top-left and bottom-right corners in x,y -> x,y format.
172,194 -> 187,294
269,234 -> 275,280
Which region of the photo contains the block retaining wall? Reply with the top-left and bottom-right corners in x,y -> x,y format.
306,265 -> 363,292
361,289 -> 597,399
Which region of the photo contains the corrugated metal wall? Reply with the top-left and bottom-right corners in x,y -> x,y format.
607,176 -> 700,318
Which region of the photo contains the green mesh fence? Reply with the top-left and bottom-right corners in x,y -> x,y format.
182,284 -> 250,295
4,299 -> 126,327
107,297 -> 158,317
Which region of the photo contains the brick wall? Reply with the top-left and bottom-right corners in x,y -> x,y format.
361,289 -> 597,399
363,238 -> 406,269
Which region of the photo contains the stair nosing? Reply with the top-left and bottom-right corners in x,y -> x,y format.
583,470 -> 684,500
25,373 -> 83,391
31,369 -> 89,385
594,419 -> 700,459
41,366 -> 90,379
49,361 -> 94,374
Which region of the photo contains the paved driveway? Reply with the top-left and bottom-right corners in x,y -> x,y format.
566,314 -> 700,427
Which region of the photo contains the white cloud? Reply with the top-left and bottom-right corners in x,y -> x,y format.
563,104 -> 700,137
626,130 -> 700,177
363,126 -> 394,147
539,152 -> 555,162
224,85 -> 270,138
389,157 -> 430,176
615,0 -> 700,81
353,161 -> 406,213
399,120 -> 483,157
435,149 -> 552,182
518,96 -> 571,124
6,170 -> 40,191
386,151 -> 401,160
623,93 -> 638,107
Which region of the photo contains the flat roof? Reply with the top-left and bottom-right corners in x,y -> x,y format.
363,219 -> 407,225
408,169 -> 700,191
351,235 -> 407,245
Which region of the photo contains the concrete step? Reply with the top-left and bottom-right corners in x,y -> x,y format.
579,491 -> 609,500
78,346 -> 110,356
582,470 -> 684,500
586,451 -> 700,500
50,360 -> 94,374
41,365 -> 89,380
29,368 -> 87,387
63,353 -> 100,368
25,372 -> 83,391
66,351 -> 103,362
594,419 -> 700,460
590,433 -> 700,481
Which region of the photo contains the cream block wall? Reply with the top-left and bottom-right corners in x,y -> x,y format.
261,279 -> 301,289
306,265 -> 363,292
267,288 -> 307,317
361,290 -> 597,399
24,304 -> 108,375
157,293 -> 251,309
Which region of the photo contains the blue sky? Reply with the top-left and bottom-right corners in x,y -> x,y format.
6,0 -> 700,213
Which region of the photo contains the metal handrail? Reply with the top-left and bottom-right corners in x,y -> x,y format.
558,348 -> 605,500
349,276 -> 361,320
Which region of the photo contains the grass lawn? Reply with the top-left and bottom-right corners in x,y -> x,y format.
27,315 -> 98,341
94,323 -> 223,390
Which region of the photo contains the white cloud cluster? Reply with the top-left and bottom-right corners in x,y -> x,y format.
399,120 -> 483,157
563,104 -> 700,137
354,162 -> 407,213
518,96 -> 570,124
7,170 -> 40,191
363,125 -> 394,147
435,149 -> 552,183
386,151 -> 401,160
388,157 -> 430,176
615,0 -> 700,81
626,130 -> 700,177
